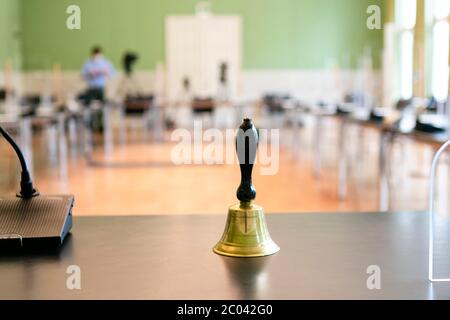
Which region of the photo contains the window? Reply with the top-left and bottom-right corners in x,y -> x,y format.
395,0 -> 417,99
428,0 -> 449,101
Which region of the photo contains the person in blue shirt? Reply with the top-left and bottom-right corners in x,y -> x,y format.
81,46 -> 115,106
80,46 -> 115,132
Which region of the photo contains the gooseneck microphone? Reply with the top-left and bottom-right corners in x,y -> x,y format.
0,126 -> 39,198
0,125 -> 74,250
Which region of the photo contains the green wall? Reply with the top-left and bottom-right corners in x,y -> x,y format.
21,0 -> 385,71
0,0 -> 21,69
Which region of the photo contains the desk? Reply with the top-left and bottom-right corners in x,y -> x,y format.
31,112 -> 76,178
312,112 -> 387,205
0,212 -> 449,299
379,128 -> 450,211
311,111 -> 340,178
391,129 -> 450,149
337,117 -> 385,202
313,112 -> 450,211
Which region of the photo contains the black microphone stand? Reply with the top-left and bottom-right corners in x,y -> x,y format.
0,126 -> 39,198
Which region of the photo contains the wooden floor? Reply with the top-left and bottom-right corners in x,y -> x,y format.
0,121 -> 437,216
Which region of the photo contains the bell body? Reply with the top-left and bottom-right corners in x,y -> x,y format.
214,202 -> 280,257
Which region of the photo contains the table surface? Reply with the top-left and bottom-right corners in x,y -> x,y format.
316,111 -> 450,146
1,211 -> 449,300
394,129 -> 450,147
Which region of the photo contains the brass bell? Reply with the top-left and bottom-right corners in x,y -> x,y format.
213,119 -> 280,257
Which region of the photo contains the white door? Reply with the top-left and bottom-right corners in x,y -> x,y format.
165,15 -> 241,101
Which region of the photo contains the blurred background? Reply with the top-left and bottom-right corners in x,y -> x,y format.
0,0 -> 449,216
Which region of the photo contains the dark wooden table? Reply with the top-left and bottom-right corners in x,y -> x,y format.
391,128 -> 450,149
1,212 -> 449,299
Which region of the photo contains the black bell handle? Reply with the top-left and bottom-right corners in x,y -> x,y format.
236,119 -> 258,203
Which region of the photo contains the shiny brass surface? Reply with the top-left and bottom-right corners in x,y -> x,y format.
213,201 -> 280,257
